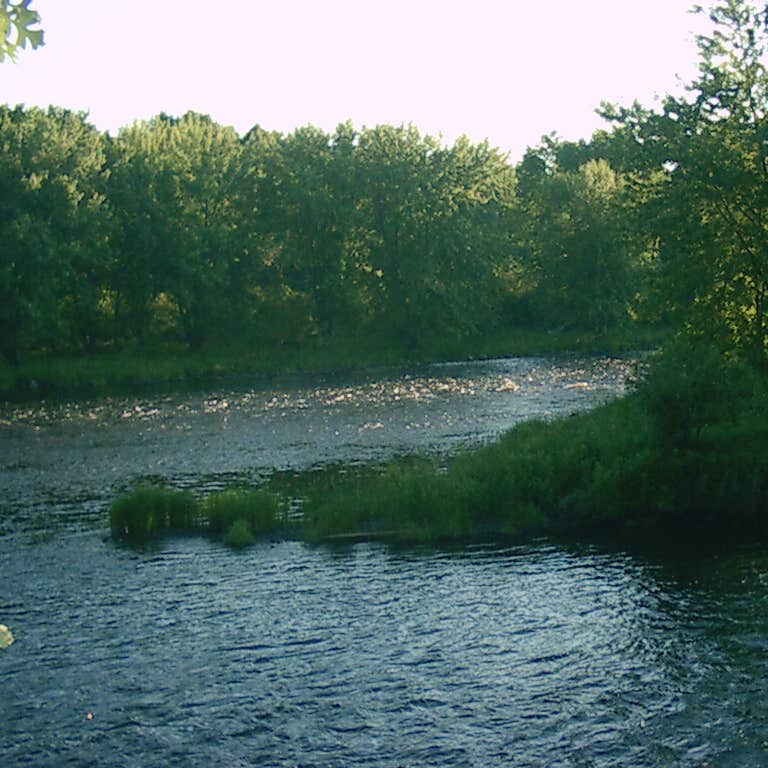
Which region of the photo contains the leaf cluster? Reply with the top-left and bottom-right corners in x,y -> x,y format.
0,0 -> 43,62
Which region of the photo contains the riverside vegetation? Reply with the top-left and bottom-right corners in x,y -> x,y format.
110,486 -> 288,548
6,0 -> 768,545
108,337 -> 768,548
4,2 -> 767,395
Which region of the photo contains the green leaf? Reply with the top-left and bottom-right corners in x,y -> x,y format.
1,0 -> 44,61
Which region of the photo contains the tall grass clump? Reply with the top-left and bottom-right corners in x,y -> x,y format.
204,488 -> 282,547
109,485 -> 199,541
109,485 -> 285,548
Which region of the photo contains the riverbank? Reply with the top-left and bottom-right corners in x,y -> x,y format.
0,325 -> 668,402
107,341 -> 768,549
302,342 -> 768,545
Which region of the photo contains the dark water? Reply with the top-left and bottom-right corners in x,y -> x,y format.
2,355 -> 768,766
3,538 -> 768,767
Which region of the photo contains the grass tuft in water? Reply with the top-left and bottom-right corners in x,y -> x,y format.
109,485 -> 198,541
204,488 -> 282,540
222,518 -> 256,549
109,485 -> 283,547
302,456 -> 481,544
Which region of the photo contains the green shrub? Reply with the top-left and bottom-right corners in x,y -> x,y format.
638,337 -> 758,447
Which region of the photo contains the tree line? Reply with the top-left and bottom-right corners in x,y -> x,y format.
2,0 -> 766,369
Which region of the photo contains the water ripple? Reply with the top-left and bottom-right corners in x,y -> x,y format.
3,357 -> 768,765
7,537 -> 765,766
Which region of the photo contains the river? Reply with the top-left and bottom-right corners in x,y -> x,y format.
2,355 -> 768,766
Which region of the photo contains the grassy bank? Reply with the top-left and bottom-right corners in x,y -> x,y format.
306,340 -> 763,545
302,341 -> 768,544
1,324 -> 669,401
106,341 -> 768,550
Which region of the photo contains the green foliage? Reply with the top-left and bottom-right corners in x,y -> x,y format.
302,342 -> 768,544
222,518 -> 255,549
517,143 -> 638,332
109,486 -> 198,542
303,457 -> 481,544
602,0 -> 768,364
109,112 -> 248,348
204,488 -> 281,539
108,485 -> 282,548
9,1 -> 767,374
0,0 -> 43,61
354,126 -> 517,345
0,106 -> 110,363
638,336 -> 759,446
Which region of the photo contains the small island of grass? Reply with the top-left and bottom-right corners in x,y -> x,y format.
110,486 -> 290,549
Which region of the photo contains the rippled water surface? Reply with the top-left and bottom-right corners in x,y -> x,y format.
4,538 -> 768,767
0,355 -> 632,535
3,355 -> 768,766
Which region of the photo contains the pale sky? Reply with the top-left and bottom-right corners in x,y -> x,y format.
2,0 -> 707,160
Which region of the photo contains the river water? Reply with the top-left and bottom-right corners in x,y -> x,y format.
2,355 -> 768,766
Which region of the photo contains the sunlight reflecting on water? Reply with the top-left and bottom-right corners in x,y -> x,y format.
0,355 -> 633,537
2,354 -> 768,766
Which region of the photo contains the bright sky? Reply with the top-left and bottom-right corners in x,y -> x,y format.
2,0 -> 707,160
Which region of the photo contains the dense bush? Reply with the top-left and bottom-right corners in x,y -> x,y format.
637,338 -> 759,447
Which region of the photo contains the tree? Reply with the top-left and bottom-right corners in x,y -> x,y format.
516,139 -> 635,332
603,0 -> 768,363
354,125 -> 516,347
419,135 -> 518,340
0,0 -> 43,61
0,106 -> 109,362
109,112 -> 247,349
260,123 -> 359,339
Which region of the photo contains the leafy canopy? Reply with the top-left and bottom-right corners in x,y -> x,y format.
0,0 -> 43,61
601,0 -> 768,363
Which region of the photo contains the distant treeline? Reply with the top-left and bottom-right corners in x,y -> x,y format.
0,109 -> 653,364
2,1 -> 766,368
